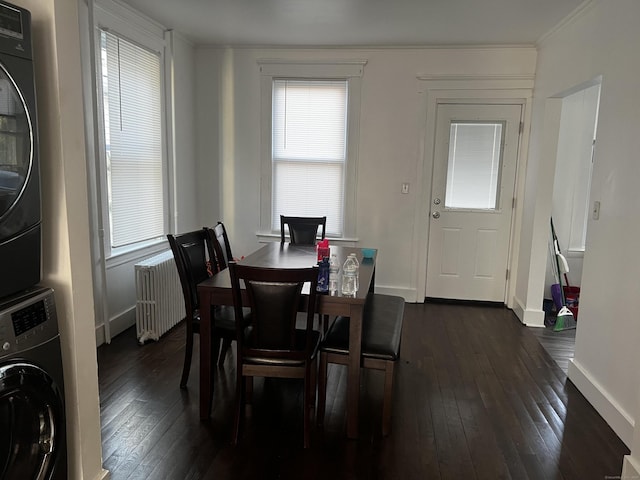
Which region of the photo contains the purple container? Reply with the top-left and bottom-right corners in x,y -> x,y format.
550,283 -> 563,311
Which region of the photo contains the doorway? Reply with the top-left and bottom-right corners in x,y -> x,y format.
544,82 -> 601,335
425,103 -> 522,302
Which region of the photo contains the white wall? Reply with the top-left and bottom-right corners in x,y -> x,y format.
195,47 -> 222,227
12,0 -> 107,478
523,0 -> 640,464
172,32 -> 199,232
195,46 -> 537,298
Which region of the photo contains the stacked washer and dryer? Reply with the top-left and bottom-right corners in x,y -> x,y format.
0,2 -> 68,479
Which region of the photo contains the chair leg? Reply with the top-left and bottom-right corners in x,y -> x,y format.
180,327 -> 194,389
303,359 -> 317,448
382,361 -> 396,436
233,365 -> 244,445
207,335 -> 221,412
316,352 -> 328,427
211,334 -> 221,366
311,357 -> 317,415
218,337 -> 232,366
245,376 -> 253,406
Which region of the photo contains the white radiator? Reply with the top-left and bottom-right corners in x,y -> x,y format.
135,250 -> 185,344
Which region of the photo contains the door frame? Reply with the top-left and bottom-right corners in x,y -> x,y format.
414,75 -> 534,308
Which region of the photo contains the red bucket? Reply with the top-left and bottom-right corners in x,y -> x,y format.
563,286 -> 580,320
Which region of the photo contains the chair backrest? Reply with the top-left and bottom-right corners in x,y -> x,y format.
280,216 -> 327,245
229,262 -> 319,362
207,221 -> 234,271
167,230 -> 213,315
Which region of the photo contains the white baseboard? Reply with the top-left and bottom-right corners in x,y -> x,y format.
373,285 -> 417,302
523,308 -> 545,327
622,455 -> 640,479
512,296 -> 525,322
93,468 -> 110,480
511,296 -> 545,327
95,324 -> 105,347
568,358 -> 634,448
95,306 -> 136,346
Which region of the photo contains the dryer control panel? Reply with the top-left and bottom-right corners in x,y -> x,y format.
0,1 -> 31,59
0,3 -> 23,40
0,286 -> 58,359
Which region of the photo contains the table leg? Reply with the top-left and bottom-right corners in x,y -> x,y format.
199,291 -> 212,419
346,303 -> 364,438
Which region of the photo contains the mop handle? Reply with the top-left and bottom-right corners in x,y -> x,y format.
550,218 -> 566,305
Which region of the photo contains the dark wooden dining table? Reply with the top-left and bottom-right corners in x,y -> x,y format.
197,241 -> 377,439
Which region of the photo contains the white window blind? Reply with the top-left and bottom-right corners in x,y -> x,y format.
271,79 -> 347,236
100,30 -> 164,249
445,122 -> 504,210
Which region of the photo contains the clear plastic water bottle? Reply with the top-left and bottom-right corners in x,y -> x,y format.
348,253 -> 360,292
341,255 -> 356,296
329,254 -> 340,293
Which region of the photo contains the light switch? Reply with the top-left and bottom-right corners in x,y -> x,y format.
592,200 -> 600,220
401,183 -> 410,194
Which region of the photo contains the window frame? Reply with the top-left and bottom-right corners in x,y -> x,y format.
93,1 -> 171,260
258,60 -> 365,240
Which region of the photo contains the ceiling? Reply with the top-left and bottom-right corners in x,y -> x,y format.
118,0 -> 586,47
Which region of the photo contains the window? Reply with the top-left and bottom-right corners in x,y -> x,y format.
445,122 -> 505,210
259,61 -> 365,239
271,80 -> 347,235
94,7 -> 169,257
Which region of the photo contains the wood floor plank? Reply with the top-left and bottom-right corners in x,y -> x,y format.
98,303 -> 629,480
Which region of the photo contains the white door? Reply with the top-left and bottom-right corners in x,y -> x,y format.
426,103 -> 522,302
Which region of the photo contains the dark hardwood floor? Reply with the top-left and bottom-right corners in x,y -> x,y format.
528,320 -> 576,373
98,303 -> 628,480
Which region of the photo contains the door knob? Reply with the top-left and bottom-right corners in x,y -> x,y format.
433,198 -> 441,205
432,211 -> 440,219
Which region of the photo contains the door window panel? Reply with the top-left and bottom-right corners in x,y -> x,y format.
0,70 -> 30,219
445,122 -> 504,210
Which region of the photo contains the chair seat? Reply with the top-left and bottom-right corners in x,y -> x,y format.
193,306 -> 251,332
211,305 -> 251,332
244,329 -> 321,366
320,294 -> 404,361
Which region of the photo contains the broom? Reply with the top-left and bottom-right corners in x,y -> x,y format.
551,218 -> 576,331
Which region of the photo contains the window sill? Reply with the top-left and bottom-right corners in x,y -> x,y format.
105,238 -> 169,268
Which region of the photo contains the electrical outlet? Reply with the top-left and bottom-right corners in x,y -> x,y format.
401,183 -> 410,194
592,200 -> 600,220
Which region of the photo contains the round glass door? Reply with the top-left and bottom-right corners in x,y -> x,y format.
0,363 -> 64,480
0,64 -> 31,221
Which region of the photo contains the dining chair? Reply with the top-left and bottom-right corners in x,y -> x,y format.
228,261 -> 321,448
208,221 -> 234,269
317,294 -> 405,436
168,230 -> 245,389
280,215 -> 326,245
204,222 -> 248,365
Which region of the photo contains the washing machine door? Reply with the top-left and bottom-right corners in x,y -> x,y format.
0,62 -> 32,222
0,362 -> 65,480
